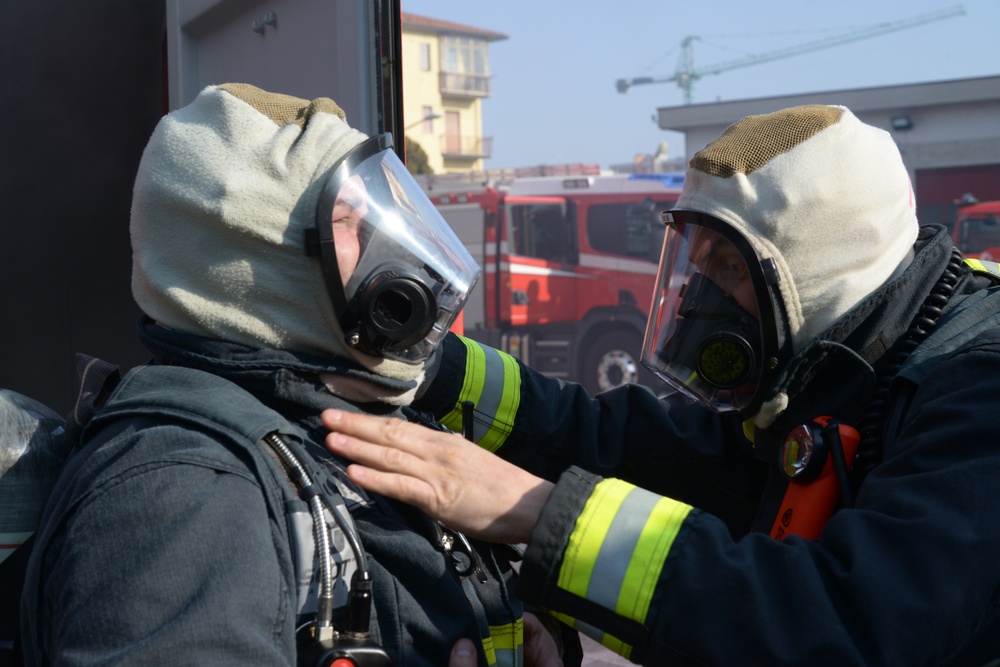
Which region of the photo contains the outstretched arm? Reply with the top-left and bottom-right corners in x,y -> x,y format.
322,408 -> 553,544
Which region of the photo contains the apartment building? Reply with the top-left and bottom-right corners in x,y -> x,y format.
400,12 -> 507,173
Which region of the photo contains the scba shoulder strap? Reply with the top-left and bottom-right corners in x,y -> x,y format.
30,362 -> 383,664
94,364 -> 370,615
85,364 -> 390,665
12,359 -> 387,667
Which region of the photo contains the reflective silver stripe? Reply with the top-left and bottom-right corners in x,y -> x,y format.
577,252 -> 660,275
585,487 -> 663,611
471,344 -> 508,442
559,479 -> 691,627
510,263 -> 588,278
552,613 -> 632,661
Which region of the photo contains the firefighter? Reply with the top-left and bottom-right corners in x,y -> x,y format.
323,105 -> 1000,665
19,83 -> 575,667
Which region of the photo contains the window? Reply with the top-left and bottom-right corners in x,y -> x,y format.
442,36 -> 488,75
440,36 -> 489,94
419,43 -> 431,71
587,200 -> 676,262
508,203 -> 573,263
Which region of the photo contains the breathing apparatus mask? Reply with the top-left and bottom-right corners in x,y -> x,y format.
641,210 -> 788,419
311,134 -> 480,363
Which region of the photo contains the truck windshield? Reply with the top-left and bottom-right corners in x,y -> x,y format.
956,215 -> 1000,255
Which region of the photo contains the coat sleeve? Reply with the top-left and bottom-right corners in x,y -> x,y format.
414,333 -> 766,536
514,342 -> 1000,666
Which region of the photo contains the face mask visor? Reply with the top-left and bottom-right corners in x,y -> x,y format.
314,134 -> 481,363
641,210 -> 783,417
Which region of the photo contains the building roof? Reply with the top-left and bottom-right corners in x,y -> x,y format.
656,74 -> 1000,131
401,12 -> 508,42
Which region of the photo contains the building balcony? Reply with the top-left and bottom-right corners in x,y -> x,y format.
440,135 -> 493,159
439,72 -> 490,98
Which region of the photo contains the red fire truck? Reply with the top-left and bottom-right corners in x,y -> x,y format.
953,200 -> 1000,260
421,172 -> 684,394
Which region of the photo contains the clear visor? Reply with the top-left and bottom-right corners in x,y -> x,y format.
641,218 -> 768,414
318,138 -> 481,363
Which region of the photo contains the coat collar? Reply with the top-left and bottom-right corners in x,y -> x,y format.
136,316 -> 416,421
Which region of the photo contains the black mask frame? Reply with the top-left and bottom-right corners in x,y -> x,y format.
653,209 -> 791,418
313,134 -> 392,334
310,133 -> 440,358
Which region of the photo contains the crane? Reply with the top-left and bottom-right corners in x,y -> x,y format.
616,5 -> 966,104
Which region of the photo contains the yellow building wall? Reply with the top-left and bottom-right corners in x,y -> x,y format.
401,28 -> 486,173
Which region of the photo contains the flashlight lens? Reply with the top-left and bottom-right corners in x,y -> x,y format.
781,424 -> 815,479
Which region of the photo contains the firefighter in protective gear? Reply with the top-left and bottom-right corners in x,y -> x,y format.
323,105 -> 1000,665
19,83 -> 572,667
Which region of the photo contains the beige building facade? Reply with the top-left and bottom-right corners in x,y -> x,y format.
401,13 -> 507,174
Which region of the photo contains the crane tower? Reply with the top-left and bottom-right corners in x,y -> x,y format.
616,5 -> 966,104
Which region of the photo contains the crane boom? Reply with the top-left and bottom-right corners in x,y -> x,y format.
616,5 -> 965,104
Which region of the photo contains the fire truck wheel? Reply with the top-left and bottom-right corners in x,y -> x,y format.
581,330 -> 644,395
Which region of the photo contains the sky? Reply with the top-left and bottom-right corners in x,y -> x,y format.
400,0 -> 1000,170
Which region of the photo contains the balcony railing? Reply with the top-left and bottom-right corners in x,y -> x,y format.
440,135 -> 493,159
439,72 -> 490,98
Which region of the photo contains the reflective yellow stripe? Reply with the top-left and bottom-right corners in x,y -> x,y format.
617,496 -> 689,623
557,479 -> 693,638
558,479 -> 635,596
480,619 -> 523,667
550,612 -> 633,661
965,257 -> 1000,276
477,350 -> 521,453
481,634 -> 497,666
442,337 -> 487,433
599,633 -> 631,659
488,618 -> 524,650
551,610 -> 576,628
442,337 -> 522,453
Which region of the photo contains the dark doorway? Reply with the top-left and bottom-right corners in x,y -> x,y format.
0,0 -> 166,413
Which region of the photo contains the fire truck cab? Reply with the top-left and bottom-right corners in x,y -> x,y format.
423,172 -> 683,394
953,200 -> 1000,260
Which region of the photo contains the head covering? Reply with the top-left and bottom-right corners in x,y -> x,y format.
675,105 -> 918,352
130,83 -> 426,383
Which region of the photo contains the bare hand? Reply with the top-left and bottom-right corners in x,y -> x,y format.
322,409 -> 553,544
524,612 -> 564,667
449,638 -> 477,667
447,614 -> 562,667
